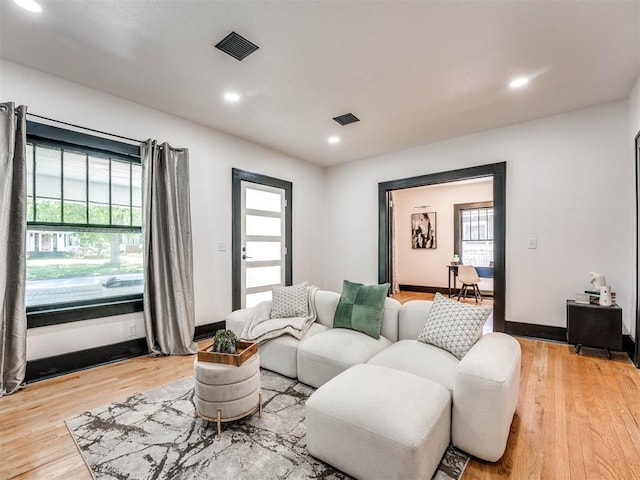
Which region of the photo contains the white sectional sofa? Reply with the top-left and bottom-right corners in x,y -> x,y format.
225,289 -> 521,463
226,290 -> 401,383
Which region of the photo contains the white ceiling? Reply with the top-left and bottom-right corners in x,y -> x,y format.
1,1 -> 639,167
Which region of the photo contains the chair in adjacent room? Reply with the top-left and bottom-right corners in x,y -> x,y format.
457,265 -> 482,303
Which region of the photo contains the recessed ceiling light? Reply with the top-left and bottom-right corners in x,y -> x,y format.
328,136 -> 340,145
509,77 -> 529,89
14,0 -> 42,13
224,92 -> 240,103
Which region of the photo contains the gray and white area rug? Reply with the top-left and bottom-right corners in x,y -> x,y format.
66,369 -> 469,480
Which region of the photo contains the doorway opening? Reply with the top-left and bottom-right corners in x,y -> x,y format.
378,162 -> 506,332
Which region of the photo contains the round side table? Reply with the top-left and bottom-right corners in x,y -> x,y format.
193,353 -> 262,438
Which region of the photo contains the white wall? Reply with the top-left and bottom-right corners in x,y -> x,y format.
630,76 -> 640,141
325,101 -> 634,334
394,180 -> 492,287
1,60 -> 326,360
630,74 -> 640,341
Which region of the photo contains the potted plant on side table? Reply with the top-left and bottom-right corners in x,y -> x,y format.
212,329 -> 238,354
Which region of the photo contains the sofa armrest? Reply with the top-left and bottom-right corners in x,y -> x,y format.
225,307 -> 257,337
452,333 -> 521,462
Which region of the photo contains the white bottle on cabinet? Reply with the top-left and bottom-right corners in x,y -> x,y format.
599,285 -> 612,306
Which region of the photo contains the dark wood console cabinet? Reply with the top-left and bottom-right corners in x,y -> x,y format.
566,300 -> 622,359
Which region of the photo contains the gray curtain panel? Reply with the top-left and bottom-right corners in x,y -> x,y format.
141,140 -> 197,355
0,102 -> 28,396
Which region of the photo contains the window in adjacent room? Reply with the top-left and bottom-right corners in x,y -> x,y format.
454,202 -> 494,267
25,122 -> 143,323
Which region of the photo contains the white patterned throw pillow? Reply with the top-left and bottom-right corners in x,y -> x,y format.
271,282 -> 308,318
417,293 -> 491,359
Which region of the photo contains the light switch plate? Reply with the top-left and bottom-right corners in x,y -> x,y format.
125,322 -> 136,337
217,242 -> 227,252
528,238 -> 537,249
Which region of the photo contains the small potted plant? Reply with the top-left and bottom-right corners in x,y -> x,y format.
212,329 -> 238,354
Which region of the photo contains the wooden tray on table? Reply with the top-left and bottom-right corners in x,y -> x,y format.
197,340 -> 258,367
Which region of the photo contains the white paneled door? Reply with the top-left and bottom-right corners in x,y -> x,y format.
240,181 -> 287,308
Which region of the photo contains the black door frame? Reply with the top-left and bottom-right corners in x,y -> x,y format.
635,131 -> 640,367
232,168 -> 292,311
378,162 -> 507,332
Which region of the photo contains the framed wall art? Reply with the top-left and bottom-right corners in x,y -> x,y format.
411,212 -> 436,249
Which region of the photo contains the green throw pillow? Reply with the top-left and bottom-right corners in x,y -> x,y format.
333,280 -> 390,339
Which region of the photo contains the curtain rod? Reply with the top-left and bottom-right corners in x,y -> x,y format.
25,112 -> 146,145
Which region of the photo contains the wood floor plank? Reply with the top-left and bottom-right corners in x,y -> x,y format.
562,349 -> 587,480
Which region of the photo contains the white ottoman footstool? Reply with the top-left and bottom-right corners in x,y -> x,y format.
194,353 -> 262,438
305,363 -> 450,480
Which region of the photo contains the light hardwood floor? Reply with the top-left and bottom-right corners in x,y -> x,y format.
1,337 -> 639,479
391,290 -> 493,306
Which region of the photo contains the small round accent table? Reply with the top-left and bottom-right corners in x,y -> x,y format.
193,353 -> 262,438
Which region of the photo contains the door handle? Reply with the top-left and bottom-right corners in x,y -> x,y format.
242,254 -> 253,260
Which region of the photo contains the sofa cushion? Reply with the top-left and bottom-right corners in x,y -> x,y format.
452,333 -> 522,461
398,300 -> 433,340
417,293 -> 490,359
306,364 -> 451,480
271,282 -> 308,318
333,280 -> 390,339
380,297 -> 401,342
297,328 -> 392,388
257,323 -> 329,378
315,291 -> 341,328
368,339 -> 459,393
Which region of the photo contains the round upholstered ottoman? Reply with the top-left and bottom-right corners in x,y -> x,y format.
193,353 -> 262,438
305,363 -> 451,480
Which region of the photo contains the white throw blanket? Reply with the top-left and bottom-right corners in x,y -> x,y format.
240,286 -> 319,343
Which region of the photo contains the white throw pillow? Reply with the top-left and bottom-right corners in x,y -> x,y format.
271,282 -> 308,318
417,293 -> 491,359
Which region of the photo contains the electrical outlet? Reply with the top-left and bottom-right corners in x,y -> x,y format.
125,322 -> 136,338
217,242 -> 227,252
528,238 -> 537,249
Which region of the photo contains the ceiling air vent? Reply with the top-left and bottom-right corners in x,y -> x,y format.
333,113 -> 360,126
215,31 -> 259,61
